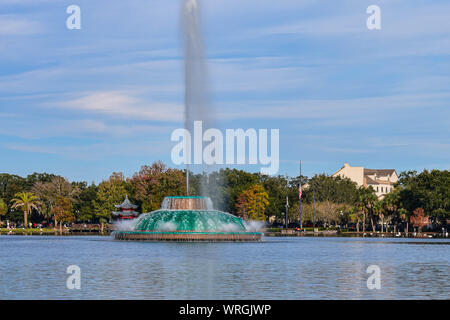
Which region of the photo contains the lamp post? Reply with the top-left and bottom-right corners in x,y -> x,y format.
313,189 -> 316,231
285,174 -> 289,229
299,160 -> 302,231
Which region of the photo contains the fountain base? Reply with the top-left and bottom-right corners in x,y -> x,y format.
113,230 -> 262,242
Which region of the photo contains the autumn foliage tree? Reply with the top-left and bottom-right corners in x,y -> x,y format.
129,161 -> 185,212
52,196 -> 75,232
410,208 -> 429,232
235,185 -> 269,221
32,176 -> 80,225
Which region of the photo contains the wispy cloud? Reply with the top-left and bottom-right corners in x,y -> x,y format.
0,15 -> 43,35
4,139 -> 171,160
52,91 -> 183,122
216,92 -> 450,122
0,0 -> 449,180
251,2 -> 450,38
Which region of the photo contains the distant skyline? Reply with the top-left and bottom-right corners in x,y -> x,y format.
1,0 -> 449,183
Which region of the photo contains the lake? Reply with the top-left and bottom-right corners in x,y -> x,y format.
0,235 -> 448,299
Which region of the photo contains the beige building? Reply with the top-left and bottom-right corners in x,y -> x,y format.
332,163 -> 398,198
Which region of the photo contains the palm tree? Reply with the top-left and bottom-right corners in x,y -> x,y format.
10,192 -> 41,228
356,186 -> 378,233
382,188 -> 406,234
349,206 -> 363,233
374,200 -> 384,233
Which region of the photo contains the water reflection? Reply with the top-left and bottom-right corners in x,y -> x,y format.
0,236 -> 448,299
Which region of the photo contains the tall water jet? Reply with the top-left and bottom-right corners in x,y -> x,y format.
183,0 -> 213,127
182,0 -> 217,198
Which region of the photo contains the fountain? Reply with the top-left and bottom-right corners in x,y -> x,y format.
114,1 -> 262,241
113,196 -> 262,241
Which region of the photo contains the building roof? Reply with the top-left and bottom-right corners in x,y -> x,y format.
114,195 -> 138,209
365,176 -> 378,185
364,169 -> 397,176
365,176 -> 393,185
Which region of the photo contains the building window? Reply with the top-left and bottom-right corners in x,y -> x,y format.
376,186 -> 379,192
381,187 -> 384,193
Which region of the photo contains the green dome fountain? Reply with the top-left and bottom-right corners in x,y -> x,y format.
113,196 -> 262,241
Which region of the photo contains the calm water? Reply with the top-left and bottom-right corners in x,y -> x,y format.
0,235 -> 448,299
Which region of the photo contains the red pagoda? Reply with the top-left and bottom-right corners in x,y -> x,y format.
112,195 -> 139,220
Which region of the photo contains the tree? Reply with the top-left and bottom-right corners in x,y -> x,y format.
303,174 -> 359,205
355,186 -> 378,233
73,182 -> 98,222
32,176 -> 80,226
0,174 -> 26,205
10,192 -> 41,227
0,199 -> 7,224
410,208 -> 429,232
52,196 -> 75,232
373,200 -> 384,232
129,161 -> 185,212
288,201 -> 301,223
398,169 -> 449,227
382,188 -> 402,233
24,172 -> 57,191
192,168 -> 259,213
94,172 -> 128,232
316,201 -> 342,228
236,185 -> 269,221
348,206 -> 364,232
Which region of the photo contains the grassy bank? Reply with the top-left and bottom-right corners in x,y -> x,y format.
0,228 -> 111,236
1,228 -> 59,235
263,230 -> 444,238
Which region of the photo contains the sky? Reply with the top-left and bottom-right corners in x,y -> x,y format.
0,0 -> 449,183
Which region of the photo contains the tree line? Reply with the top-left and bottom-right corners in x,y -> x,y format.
0,161 -> 448,232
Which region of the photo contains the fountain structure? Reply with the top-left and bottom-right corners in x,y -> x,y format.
114,0 -> 263,241
113,196 -> 262,241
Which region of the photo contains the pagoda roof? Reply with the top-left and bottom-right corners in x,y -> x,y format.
114,195 -> 138,209
112,211 -> 139,216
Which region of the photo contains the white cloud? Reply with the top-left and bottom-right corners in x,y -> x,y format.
0,116 -> 175,140
0,15 -> 43,35
0,0 -> 56,3
56,91 -> 183,122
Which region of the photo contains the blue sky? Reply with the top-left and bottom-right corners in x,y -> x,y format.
0,0 -> 449,182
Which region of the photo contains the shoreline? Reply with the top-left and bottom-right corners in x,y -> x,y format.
1,228 -> 447,239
